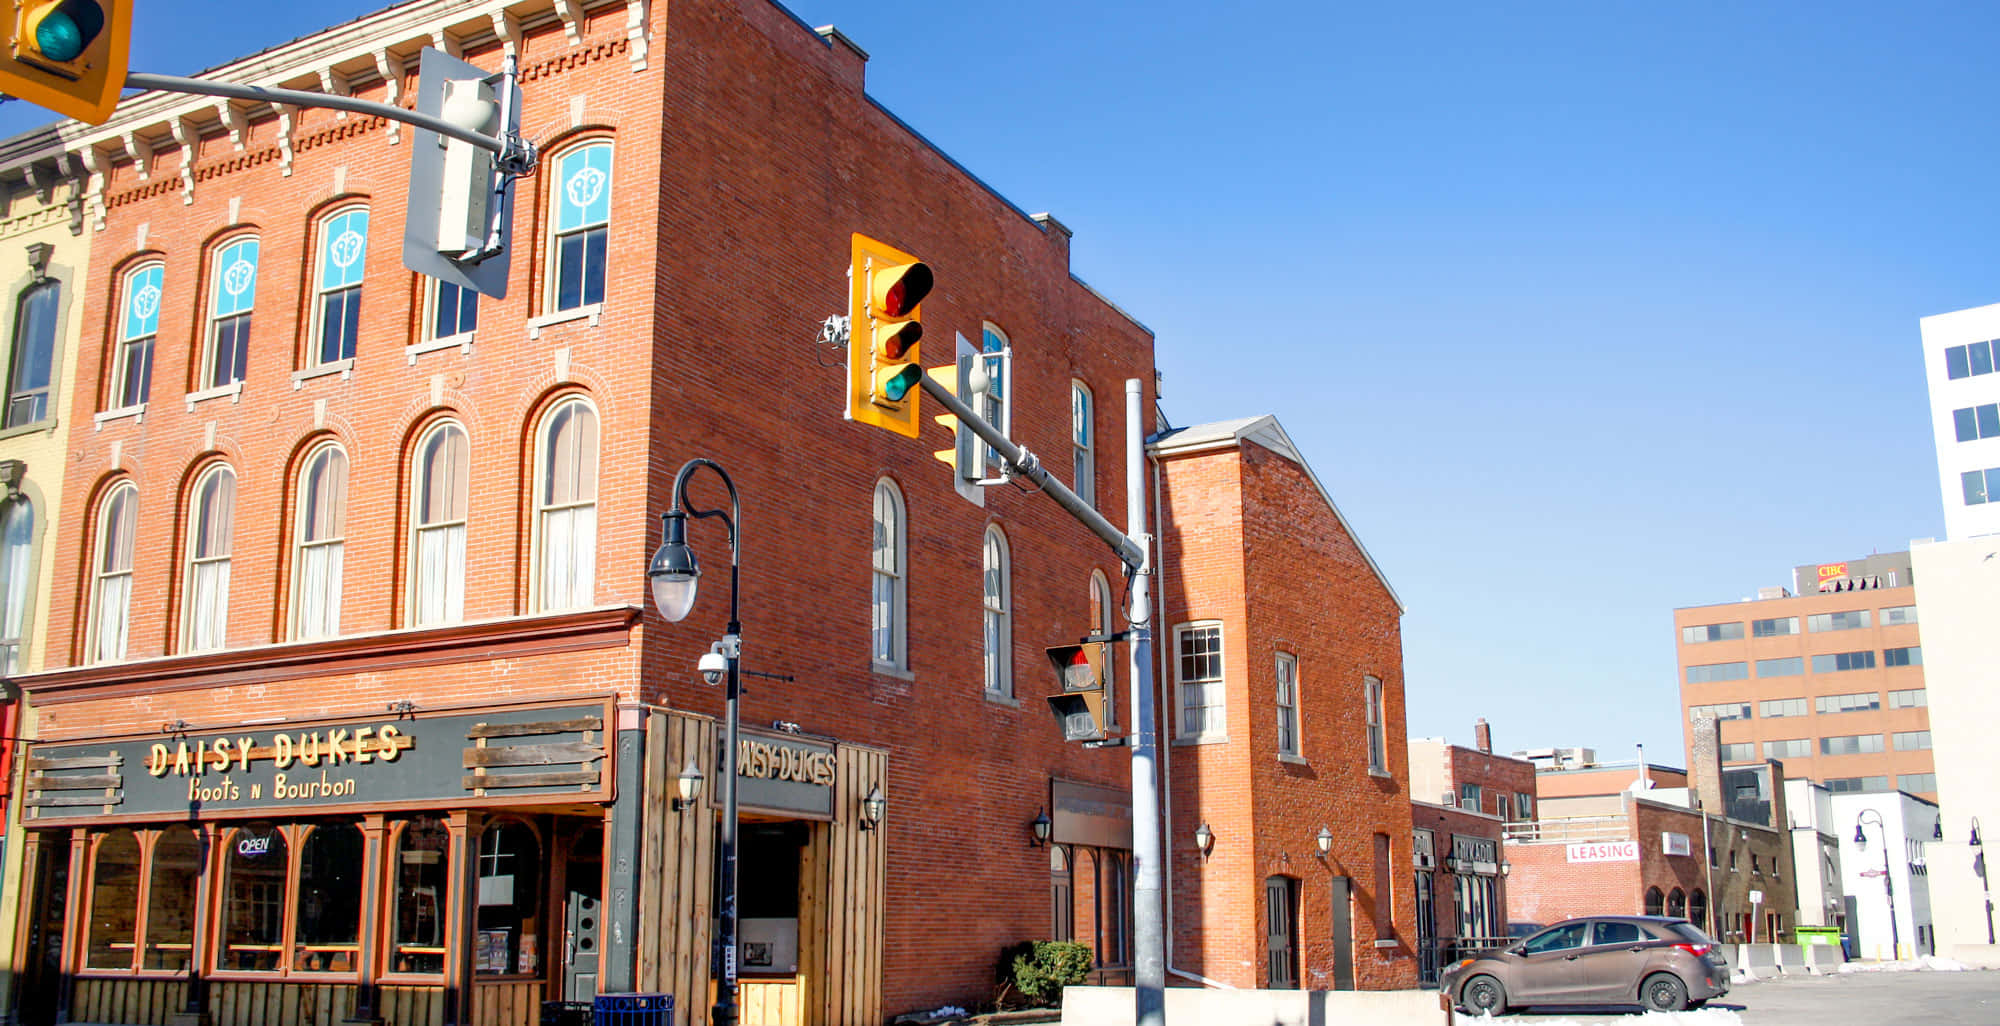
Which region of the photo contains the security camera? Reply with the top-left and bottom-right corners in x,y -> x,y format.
698,649 -> 727,686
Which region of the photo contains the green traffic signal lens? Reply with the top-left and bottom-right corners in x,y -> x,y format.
35,13 -> 86,61
882,365 -> 923,402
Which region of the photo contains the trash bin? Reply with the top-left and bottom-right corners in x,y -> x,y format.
541,1001 -> 592,1026
592,993 -> 673,1026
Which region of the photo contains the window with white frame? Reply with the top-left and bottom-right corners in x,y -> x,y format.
982,525 -> 1011,697
410,421 -> 469,626
204,237 -> 257,388
113,262 -> 161,408
0,495 -> 33,674
1365,674 -> 1387,773
534,397 -> 598,611
1175,622 -> 1224,739
871,480 -> 907,670
1090,570 -> 1117,728
427,277 -> 478,341
980,323 -> 1009,478
1274,652 -> 1299,757
181,465 -> 235,652
548,143 -> 611,312
6,279 -> 60,425
311,208 -> 368,366
89,482 -> 137,663
1071,381 -> 1094,507
291,443 -> 346,640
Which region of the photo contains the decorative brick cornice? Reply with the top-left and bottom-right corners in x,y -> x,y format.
16,604 -> 641,704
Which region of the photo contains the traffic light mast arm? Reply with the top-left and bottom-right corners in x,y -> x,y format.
916,370 -> 1145,571
124,70 -> 534,171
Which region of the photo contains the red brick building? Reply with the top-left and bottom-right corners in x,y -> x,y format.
1407,722 -> 1537,981
1152,416 -> 1417,992
2,1 -> 1158,1023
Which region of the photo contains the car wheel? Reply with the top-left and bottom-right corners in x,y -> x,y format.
1462,974 -> 1508,1016
1641,972 -> 1688,1012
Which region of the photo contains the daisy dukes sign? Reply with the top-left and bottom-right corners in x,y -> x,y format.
1566,841 -> 1641,863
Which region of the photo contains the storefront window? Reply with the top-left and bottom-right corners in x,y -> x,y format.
476,820 -> 543,975
393,817 -> 449,975
219,824 -> 288,971
87,830 -> 142,969
144,829 -> 202,970
295,822 -> 364,972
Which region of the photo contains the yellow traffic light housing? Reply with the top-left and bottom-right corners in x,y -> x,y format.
1046,642 -> 1111,742
846,233 -> 933,438
1,0 -> 132,124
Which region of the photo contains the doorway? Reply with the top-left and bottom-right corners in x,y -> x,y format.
16,834 -> 69,1026
1328,874 -> 1355,991
1264,875 -> 1299,989
561,823 -> 604,1002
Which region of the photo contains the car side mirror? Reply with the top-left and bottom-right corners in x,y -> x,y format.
1506,945 -> 1525,956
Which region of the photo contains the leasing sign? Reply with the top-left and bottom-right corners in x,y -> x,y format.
1566,841 -> 1640,863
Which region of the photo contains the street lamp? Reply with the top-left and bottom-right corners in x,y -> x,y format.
1854,808 -> 1901,960
1973,818 -> 1994,945
648,457 -> 743,1026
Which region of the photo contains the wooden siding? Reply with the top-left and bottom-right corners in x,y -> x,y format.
469,980 -> 542,1026
807,745 -> 887,1026
738,979 -> 800,1026
70,978 -> 186,1025
637,709 -> 717,1025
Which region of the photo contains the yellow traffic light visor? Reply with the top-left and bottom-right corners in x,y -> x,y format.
870,260 -> 932,319
1,0 -> 133,124
22,0 -> 104,70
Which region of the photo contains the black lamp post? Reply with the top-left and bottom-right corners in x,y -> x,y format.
1854,809 -> 1901,960
1974,818 -> 1995,946
648,457 -> 742,1026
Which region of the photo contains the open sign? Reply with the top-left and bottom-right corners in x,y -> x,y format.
237,833 -> 275,857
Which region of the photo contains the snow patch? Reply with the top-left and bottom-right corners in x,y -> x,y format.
1837,954 -> 1972,973
1454,1010 -> 1744,1025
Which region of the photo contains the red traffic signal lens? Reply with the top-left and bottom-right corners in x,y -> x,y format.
880,320 -> 922,360
878,262 -> 933,317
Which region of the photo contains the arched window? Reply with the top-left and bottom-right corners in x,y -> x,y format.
871,479 -> 907,670
218,824 -> 288,971
982,525 -> 1011,697
410,421 -> 469,626
1644,886 -> 1665,917
311,207 -> 369,366
6,278 -> 60,425
144,828 -> 201,970
1071,380 -> 1094,507
1667,887 -> 1687,918
182,464 -> 236,652
203,236 -> 258,388
475,820 -> 543,975
391,817 -> 449,975
292,443 -> 347,639
294,822 -> 364,972
0,494 -> 34,674
547,142 -> 611,312
534,397 -> 598,611
1090,571 -> 1117,728
1688,889 -> 1709,935
88,481 -> 137,663
113,262 -> 162,408
86,830 -> 142,969
979,324 -> 1010,478
1050,844 -> 1074,942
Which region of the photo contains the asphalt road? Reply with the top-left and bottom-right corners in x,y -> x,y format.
1450,968 -> 2000,1025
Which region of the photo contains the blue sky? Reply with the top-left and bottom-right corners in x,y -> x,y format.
4,1 -> 1985,765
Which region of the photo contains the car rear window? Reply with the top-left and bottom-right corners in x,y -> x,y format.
1593,921 -> 1643,945
1666,922 -> 1715,945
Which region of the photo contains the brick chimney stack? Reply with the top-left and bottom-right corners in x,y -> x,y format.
1474,718 -> 1492,754
1689,714 -> 1725,816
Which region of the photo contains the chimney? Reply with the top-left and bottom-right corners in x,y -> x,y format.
1473,719 -> 1492,754
1689,714 -> 1725,817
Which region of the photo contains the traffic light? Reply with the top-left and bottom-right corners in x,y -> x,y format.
401,48 -> 519,299
0,0 -> 132,125
1045,642 -> 1110,742
846,233 -> 932,438
927,348 -> 977,481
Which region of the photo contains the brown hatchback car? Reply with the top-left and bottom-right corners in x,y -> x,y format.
1439,915 -> 1730,1015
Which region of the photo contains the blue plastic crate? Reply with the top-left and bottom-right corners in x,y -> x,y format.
591,993 -> 673,1026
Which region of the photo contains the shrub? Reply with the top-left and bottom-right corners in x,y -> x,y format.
1001,940 -> 1093,1007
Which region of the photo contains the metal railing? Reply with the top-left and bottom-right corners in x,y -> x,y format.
1418,935 -> 1515,986
1502,816 -> 1629,844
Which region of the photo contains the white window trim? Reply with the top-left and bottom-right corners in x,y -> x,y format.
1071,380 -> 1094,509
1090,570 -> 1117,729
1275,651 -> 1302,762
290,358 -> 354,389
530,397 -> 600,614
407,330 -> 476,364
871,478 -> 908,674
184,380 -> 244,411
93,403 -> 146,428
289,442 -> 347,641
409,420 -> 470,627
982,524 -> 1013,700
526,303 -> 602,339
544,143 -> 613,317
180,464 -> 235,653
1365,674 -> 1389,776
87,483 -> 137,664
307,207 -> 369,370
1173,620 -> 1227,743
202,236 -> 258,392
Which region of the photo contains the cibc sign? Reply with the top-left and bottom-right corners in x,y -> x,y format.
1566,841 -> 1640,864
